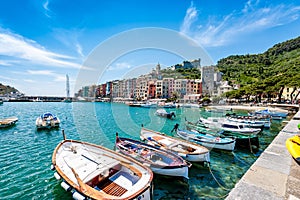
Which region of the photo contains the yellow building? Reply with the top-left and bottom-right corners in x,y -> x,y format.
282,87 -> 300,101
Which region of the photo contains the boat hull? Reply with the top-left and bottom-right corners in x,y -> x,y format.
0,117 -> 18,128
116,137 -> 190,179
150,165 -> 188,179
176,129 -> 236,151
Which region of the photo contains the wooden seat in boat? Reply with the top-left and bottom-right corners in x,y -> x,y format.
99,179 -> 128,197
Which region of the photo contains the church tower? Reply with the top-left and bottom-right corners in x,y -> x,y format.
156,62 -> 161,74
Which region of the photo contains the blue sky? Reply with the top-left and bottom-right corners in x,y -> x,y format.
0,0 -> 300,96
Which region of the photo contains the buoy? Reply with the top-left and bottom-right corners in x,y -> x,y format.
61,181 -> 72,192
54,172 -> 61,180
72,191 -> 86,200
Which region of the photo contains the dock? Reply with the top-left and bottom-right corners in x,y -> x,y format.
226,111 -> 300,199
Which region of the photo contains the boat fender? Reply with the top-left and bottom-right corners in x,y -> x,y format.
54,172 -> 61,180
50,164 -> 55,170
61,181 -> 72,192
72,191 -> 86,200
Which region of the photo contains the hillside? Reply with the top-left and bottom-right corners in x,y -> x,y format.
0,83 -> 20,95
160,68 -> 201,79
216,36 -> 300,101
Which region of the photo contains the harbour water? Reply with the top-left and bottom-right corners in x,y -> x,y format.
0,102 -> 285,199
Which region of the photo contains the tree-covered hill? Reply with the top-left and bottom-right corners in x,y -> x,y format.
160,68 -> 201,79
0,83 -> 20,95
216,36 -> 300,102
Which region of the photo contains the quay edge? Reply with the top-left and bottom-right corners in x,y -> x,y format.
226,111 -> 300,200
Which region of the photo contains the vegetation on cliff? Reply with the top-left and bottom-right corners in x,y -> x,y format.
217,36 -> 300,102
0,83 -> 19,95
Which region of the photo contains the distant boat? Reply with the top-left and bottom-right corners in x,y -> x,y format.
0,117 -> 18,128
36,112 -> 60,129
33,97 -> 43,102
127,102 -> 143,107
115,133 -> 191,179
140,128 -> 210,163
252,109 -> 288,118
140,101 -> 157,108
155,109 -> 176,119
51,133 -> 153,200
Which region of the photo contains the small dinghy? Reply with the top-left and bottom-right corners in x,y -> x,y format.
286,135 -> 300,163
115,133 -> 191,179
51,131 -> 153,200
0,117 -> 18,128
140,128 -> 210,163
36,112 -> 60,129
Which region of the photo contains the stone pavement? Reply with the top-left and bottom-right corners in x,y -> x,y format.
226,111 -> 300,200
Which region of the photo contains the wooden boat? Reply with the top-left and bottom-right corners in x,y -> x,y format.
175,128 -> 236,151
286,135 -> 300,163
140,128 -> 210,163
51,133 -> 153,200
115,133 -> 191,179
36,112 -> 60,129
155,109 -> 176,119
0,117 -> 18,128
185,119 -> 225,136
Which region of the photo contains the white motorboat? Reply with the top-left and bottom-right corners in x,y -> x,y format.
36,112 -> 60,129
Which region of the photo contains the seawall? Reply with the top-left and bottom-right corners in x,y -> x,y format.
226,111 -> 300,200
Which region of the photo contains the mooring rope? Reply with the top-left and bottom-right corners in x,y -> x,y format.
231,151 -> 252,166
207,163 -> 231,191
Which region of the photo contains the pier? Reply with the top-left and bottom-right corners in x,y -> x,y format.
226,111 -> 300,200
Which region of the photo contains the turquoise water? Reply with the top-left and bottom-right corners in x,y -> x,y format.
0,102 -> 284,199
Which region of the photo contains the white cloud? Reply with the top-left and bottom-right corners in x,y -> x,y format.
0,28 -> 82,69
0,60 -> 17,66
27,70 -> 54,75
26,70 -> 66,82
23,79 -> 36,83
107,62 -> 132,71
180,2 -> 198,35
180,2 -> 300,47
43,0 -> 52,18
52,28 -> 85,59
